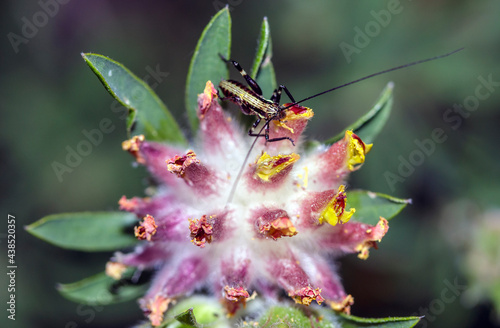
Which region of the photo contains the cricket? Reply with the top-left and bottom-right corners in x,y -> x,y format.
220,48 -> 463,204
218,48 -> 463,147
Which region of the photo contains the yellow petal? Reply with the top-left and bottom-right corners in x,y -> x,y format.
254,152 -> 300,182
318,185 -> 355,226
345,130 -> 372,171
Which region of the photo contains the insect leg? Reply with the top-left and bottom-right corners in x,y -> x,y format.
265,124 -> 295,146
216,89 -> 227,101
248,118 -> 295,145
270,84 -> 296,104
280,85 -> 297,103
248,118 -> 263,137
270,88 -> 281,103
219,54 -> 263,96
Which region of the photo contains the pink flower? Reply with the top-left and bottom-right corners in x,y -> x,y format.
112,81 -> 388,326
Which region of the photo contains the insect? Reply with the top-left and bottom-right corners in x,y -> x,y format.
218,48 -> 463,146
218,54 -> 298,145
221,48 -> 464,205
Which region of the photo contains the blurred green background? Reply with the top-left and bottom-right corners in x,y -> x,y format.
1,1 -> 499,327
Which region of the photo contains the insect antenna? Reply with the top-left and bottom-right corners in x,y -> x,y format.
225,48 -> 464,205
281,47 -> 464,111
226,122 -> 268,205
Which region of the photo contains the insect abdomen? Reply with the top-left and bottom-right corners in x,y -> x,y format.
219,80 -> 277,117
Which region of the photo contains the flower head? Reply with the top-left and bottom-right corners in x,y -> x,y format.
111,81 -> 388,325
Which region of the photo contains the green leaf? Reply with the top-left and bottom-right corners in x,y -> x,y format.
174,309 -> 202,328
252,17 -> 277,98
347,190 -> 411,225
326,82 -> 394,145
82,53 -> 186,144
232,17 -> 276,128
255,306 -> 337,328
250,17 -> 269,79
159,297 -> 226,328
57,270 -> 146,305
258,306 -> 315,327
338,314 -> 422,328
26,212 -> 138,251
185,7 -> 231,133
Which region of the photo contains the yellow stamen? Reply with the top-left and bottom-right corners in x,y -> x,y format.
122,135 -> 145,164
318,185 -> 355,226
254,152 -> 300,182
259,216 -> 298,240
134,214 -> 158,241
105,261 -> 127,280
354,217 -> 389,259
345,130 -> 372,171
146,295 -> 170,326
329,294 -> 354,314
273,105 -> 314,133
